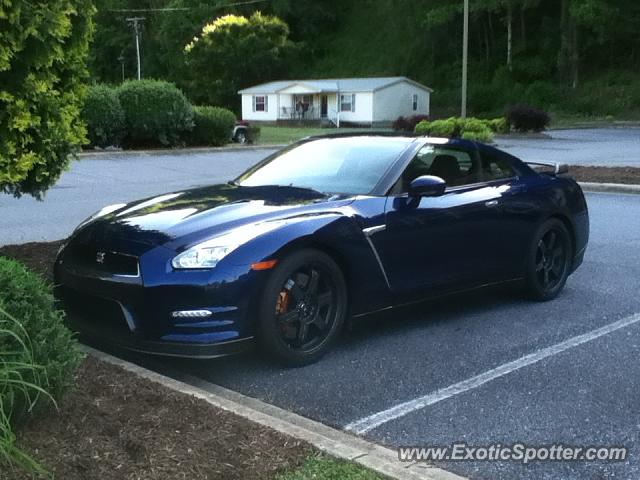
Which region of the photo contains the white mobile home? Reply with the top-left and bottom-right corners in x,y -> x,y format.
238,76 -> 432,126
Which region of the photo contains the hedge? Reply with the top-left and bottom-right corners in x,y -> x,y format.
83,84 -> 125,148
117,80 -> 194,148
414,117 -> 506,142
189,106 -> 236,146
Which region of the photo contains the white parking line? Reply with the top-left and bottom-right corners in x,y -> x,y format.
345,313 -> 640,435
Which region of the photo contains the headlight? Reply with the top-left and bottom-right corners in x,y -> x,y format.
171,221 -> 284,270
75,203 -> 127,232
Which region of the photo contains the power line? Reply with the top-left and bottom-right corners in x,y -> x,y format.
109,0 -> 270,13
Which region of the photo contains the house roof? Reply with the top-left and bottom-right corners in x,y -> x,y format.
238,77 -> 433,94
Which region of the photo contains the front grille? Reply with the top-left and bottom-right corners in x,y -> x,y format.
60,288 -> 133,335
66,245 -> 139,276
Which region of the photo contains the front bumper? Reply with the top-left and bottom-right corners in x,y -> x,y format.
54,242 -> 264,359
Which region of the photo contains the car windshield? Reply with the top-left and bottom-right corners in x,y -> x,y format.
237,136 -> 412,195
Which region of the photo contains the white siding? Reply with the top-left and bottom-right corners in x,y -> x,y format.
372,81 -> 430,123
335,92 -> 374,123
241,94 -> 279,121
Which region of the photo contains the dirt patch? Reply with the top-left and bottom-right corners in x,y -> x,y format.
0,240 -> 62,281
2,357 -> 310,480
568,166 -> 640,185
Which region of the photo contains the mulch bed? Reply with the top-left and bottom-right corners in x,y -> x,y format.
0,243 -> 312,480
566,165 -> 640,185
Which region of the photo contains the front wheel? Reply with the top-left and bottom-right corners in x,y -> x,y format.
525,219 -> 572,301
257,249 -> 347,366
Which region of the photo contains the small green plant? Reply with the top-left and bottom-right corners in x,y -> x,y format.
117,80 -> 194,148
0,257 -> 82,419
189,106 -> 236,146
0,307 -> 53,475
83,84 -> 126,148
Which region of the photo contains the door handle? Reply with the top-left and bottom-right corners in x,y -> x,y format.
485,200 -> 499,207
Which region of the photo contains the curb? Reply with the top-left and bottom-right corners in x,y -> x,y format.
83,346 -> 466,480
579,182 -> 640,195
78,144 -> 285,158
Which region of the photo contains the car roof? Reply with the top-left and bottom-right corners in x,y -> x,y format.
299,131 -> 479,149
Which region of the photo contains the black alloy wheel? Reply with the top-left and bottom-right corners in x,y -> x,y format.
525,218 -> 572,301
258,249 -> 347,366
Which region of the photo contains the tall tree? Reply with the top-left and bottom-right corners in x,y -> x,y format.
0,0 -> 95,198
184,12 -> 296,110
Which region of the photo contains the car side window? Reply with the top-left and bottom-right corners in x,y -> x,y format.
480,150 -> 517,181
400,145 -> 481,191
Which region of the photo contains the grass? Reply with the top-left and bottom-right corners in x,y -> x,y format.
275,456 -> 387,480
257,126 -> 387,145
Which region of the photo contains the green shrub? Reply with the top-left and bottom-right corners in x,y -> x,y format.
486,118 -> 509,134
415,117 -> 495,142
190,106 -> 236,146
0,0 -> 95,198
117,80 -> 194,148
0,257 -> 82,422
82,85 -> 125,148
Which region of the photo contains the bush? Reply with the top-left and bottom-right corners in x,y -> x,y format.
117,80 -> 194,147
506,104 -> 550,132
392,114 -> 429,132
0,257 -> 82,422
189,106 -> 236,146
82,85 -> 125,148
0,0 -> 94,198
486,118 -> 509,134
415,117 -> 495,142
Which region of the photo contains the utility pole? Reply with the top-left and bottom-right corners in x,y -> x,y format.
126,17 -> 145,80
461,0 -> 469,118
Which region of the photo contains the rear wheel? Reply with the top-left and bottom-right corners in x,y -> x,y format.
525,219 -> 572,301
257,249 -> 347,366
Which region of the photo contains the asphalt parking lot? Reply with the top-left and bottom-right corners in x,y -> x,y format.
117,191 -> 640,480
2,129 -> 640,479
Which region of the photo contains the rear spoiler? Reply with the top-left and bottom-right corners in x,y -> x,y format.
525,161 -> 569,176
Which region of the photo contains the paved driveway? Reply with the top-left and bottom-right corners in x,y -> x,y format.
0,149 -> 276,246
495,127 -> 640,167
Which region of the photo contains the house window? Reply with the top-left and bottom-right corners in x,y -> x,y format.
340,93 -> 355,112
253,95 -> 268,112
412,94 -> 418,111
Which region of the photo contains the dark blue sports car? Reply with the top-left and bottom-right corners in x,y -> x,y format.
55,134 -> 589,365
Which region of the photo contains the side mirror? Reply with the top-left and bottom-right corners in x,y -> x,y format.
408,175 -> 446,198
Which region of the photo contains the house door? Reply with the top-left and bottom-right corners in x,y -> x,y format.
321,95 -> 328,118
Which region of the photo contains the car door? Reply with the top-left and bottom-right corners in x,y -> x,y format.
476,145 -> 542,278
369,143 -> 512,303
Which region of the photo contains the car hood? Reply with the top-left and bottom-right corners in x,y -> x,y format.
75,184 -> 356,250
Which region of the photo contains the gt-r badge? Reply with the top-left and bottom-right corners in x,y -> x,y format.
96,251 -> 106,264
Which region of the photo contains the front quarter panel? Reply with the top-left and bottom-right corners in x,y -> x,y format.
221,208 -> 393,315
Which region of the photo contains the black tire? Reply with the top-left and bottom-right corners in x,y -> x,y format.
525,218 -> 573,301
234,129 -> 247,144
257,249 -> 347,366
